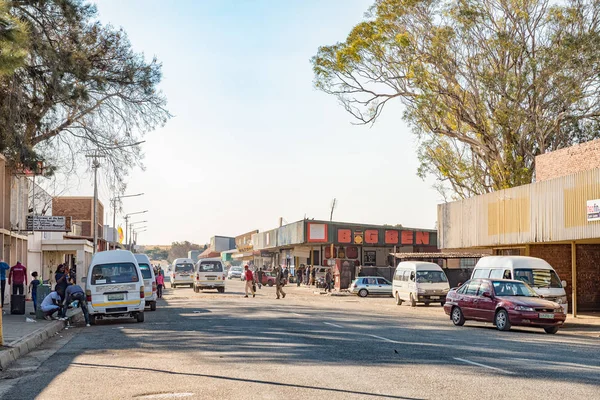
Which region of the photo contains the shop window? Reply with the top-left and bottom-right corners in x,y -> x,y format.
459,258 -> 477,268
364,251 -> 376,266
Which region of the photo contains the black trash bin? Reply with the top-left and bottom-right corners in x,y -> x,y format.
11,294 -> 26,314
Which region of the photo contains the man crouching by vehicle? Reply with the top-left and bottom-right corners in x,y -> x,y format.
40,291 -> 63,320
61,278 -> 91,326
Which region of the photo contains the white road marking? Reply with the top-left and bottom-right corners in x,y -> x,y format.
512,357 -> 600,371
323,322 -> 343,328
454,357 -> 513,374
368,334 -> 401,344
292,313 -> 304,317
136,393 -> 194,399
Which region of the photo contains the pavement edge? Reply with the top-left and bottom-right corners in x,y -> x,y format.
0,311 -> 83,371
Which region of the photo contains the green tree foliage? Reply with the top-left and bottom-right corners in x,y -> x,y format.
0,0 -> 28,77
168,241 -> 203,262
144,246 -> 168,261
312,0 -> 600,198
0,0 -> 169,188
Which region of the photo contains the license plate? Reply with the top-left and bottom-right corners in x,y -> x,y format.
207,277 -> 215,280
107,293 -> 124,301
430,296 -> 440,299
539,313 -> 554,319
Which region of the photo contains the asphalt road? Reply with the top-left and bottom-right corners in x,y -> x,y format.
0,280 -> 599,400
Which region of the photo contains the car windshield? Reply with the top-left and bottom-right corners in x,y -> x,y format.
416,271 -> 448,283
91,262 -> 139,284
492,281 -> 538,297
231,267 -> 242,272
198,261 -> 223,272
514,269 -> 562,289
175,263 -> 194,272
138,263 -> 153,279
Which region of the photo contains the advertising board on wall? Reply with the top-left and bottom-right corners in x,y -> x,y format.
587,199 -> 600,221
25,216 -> 70,232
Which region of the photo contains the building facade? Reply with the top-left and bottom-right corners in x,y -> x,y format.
52,197 -> 106,252
438,139 -> 600,314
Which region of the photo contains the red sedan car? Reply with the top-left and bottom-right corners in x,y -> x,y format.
444,278 -> 566,334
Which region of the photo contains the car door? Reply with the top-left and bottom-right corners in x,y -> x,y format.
377,278 -> 392,296
473,281 -> 496,322
461,280 -> 481,318
363,277 -> 377,293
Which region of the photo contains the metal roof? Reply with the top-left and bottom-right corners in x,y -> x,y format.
390,252 -> 490,259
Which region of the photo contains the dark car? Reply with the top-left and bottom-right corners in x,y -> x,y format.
443,278 -> 566,334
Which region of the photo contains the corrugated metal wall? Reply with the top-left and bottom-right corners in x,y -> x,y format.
439,168 -> 600,248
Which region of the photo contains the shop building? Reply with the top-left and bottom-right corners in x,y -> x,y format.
252,219 -> 438,273
438,139 -> 600,315
52,196 -> 107,252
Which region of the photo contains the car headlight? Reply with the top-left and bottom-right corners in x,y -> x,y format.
555,308 -> 563,313
514,306 -> 535,312
417,288 -> 425,294
442,288 -> 449,293
556,296 -> 568,304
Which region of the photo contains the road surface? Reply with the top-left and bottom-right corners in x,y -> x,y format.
1,280 -> 598,399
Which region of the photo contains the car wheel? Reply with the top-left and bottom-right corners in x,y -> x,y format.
171,283 -> 176,289
424,302 -> 430,306
358,289 -> 368,298
136,312 -> 145,323
544,326 -> 559,334
150,302 -> 156,312
495,309 -> 511,331
193,285 -> 198,293
89,315 -> 96,326
440,301 -> 445,307
395,292 -> 403,305
268,281 -> 273,287
409,293 -> 416,307
218,287 -> 225,293
451,306 -> 465,326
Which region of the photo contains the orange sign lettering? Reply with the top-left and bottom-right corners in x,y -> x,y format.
338,229 -> 351,243
401,230 -> 414,245
415,231 -> 430,245
385,230 -> 399,244
365,230 -> 379,244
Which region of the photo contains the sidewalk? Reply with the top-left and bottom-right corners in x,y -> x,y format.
0,301 -> 79,370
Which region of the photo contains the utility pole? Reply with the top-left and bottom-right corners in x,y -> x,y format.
112,193 -> 143,249
86,153 -> 105,254
330,198 -> 337,222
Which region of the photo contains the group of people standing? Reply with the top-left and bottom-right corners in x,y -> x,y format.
295,265 -> 334,292
38,264 -> 90,326
243,265 -> 287,299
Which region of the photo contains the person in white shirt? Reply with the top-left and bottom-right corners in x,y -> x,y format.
40,291 -> 63,320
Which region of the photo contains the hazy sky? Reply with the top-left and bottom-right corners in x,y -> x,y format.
61,0 -> 441,245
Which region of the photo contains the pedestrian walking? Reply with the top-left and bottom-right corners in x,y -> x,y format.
305,266 -> 311,286
275,266 -> 286,299
0,258 -> 10,308
296,266 -> 303,287
244,265 -> 255,298
257,267 -> 264,289
61,278 -> 91,326
156,270 -> 164,298
28,271 -> 41,314
324,269 -> 333,292
40,291 -> 63,320
8,260 -> 27,295
310,266 -> 316,286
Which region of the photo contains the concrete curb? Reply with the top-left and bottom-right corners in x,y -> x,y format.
0,320 -> 66,371
0,310 -> 83,371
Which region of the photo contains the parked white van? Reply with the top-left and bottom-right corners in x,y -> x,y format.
134,253 -> 157,311
471,256 -> 568,314
170,258 -> 195,288
86,250 -> 146,324
193,257 -> 226,293
392,261 -> 450,307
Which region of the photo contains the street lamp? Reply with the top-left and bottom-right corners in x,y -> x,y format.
129,220 -> 148,250
111,193 -> 144,249
125,211 -> 148,251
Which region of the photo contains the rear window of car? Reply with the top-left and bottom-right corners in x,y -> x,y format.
175,263 -> 194,272
198,261 -> 223,272
91,262 -> 139,284
138,263 -> 153,279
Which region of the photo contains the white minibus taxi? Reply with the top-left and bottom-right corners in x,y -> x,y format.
393,261 -> 450,307
86,250 -> 145,324
170,258 -> 195,288
134,253 -> 157,311
193,257 -> 226,293
471,256 -> 568,314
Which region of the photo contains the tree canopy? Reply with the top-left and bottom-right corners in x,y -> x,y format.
0,0 -> 169,190
312,0 -> 600,198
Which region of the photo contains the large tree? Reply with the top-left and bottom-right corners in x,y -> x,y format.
0,0 -> 28,77
0,0 -> 169,189
312,0 -> 600,198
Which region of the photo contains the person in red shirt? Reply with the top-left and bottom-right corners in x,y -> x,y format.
156,270 -> 165,298
9,261 -> 28,295
244,265 -> 255,298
